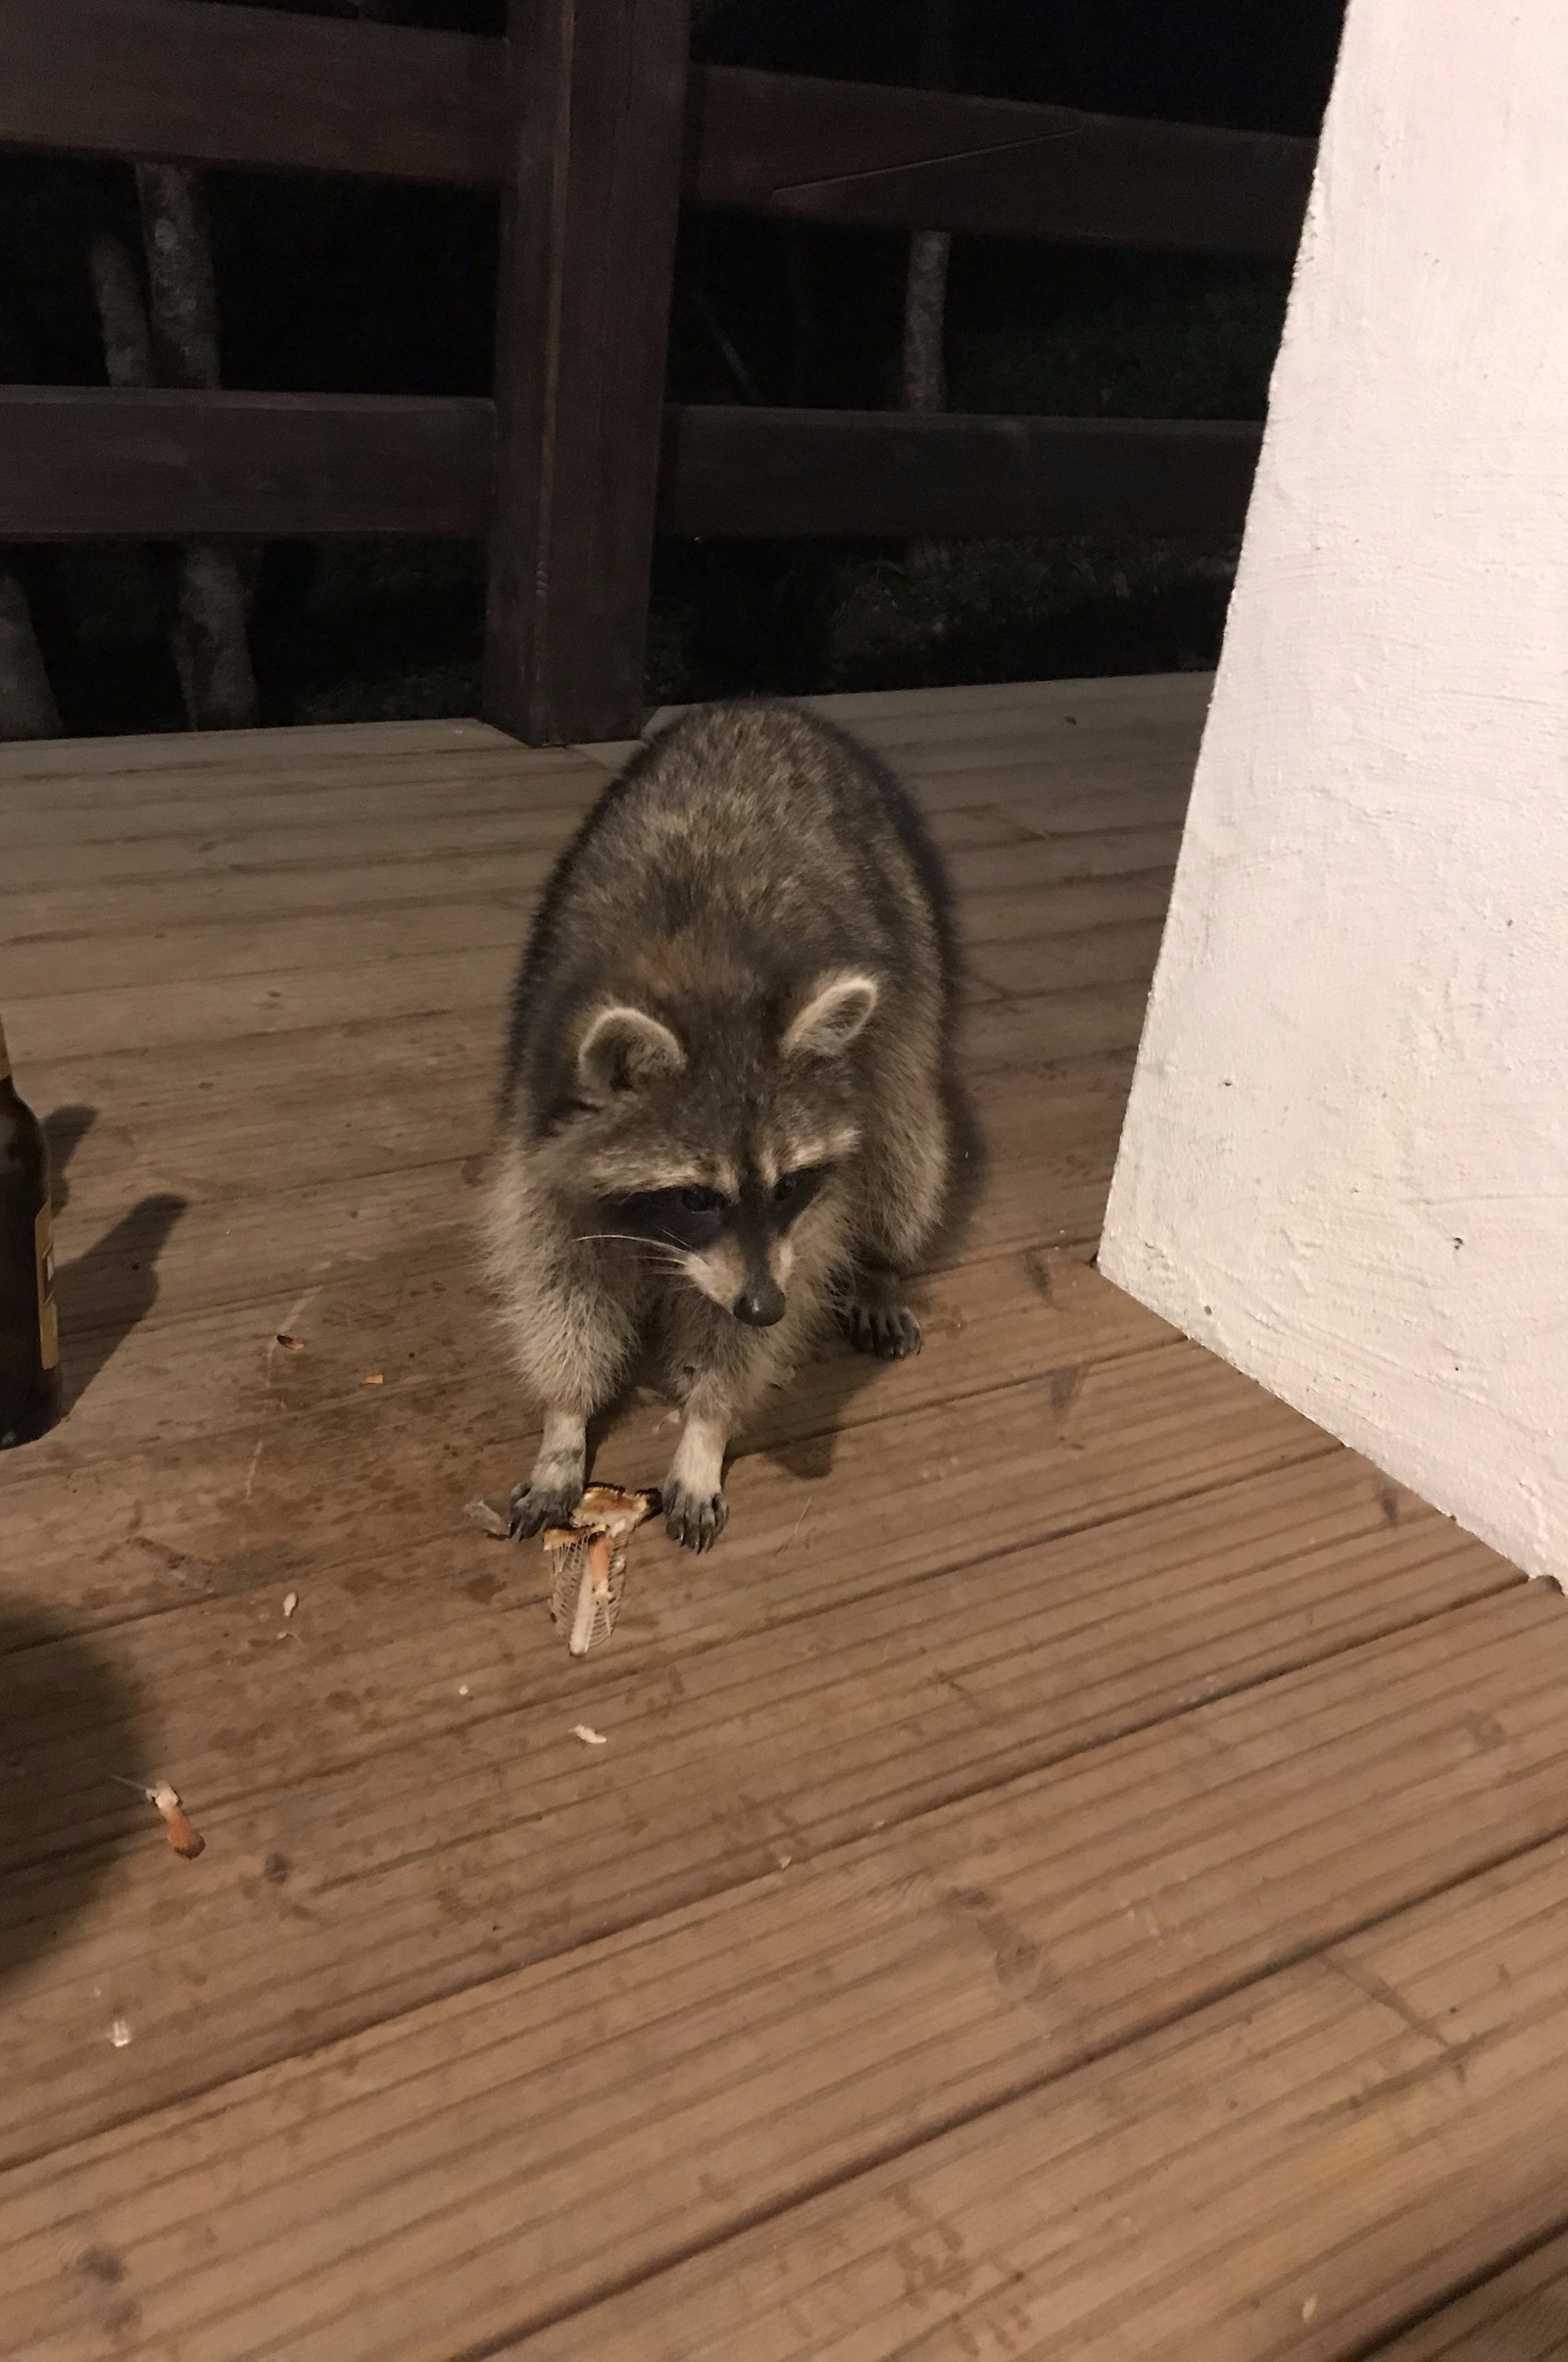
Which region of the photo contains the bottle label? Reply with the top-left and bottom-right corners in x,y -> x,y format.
35,1202 -> 59,1371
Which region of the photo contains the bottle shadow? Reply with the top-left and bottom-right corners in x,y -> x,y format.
42,1104 -> 97,1206
0,1605 -> 150,1998
43,1105 -> 188,1411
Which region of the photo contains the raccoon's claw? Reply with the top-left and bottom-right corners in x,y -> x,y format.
844,1302 -> 923,1360
507,1480 -> 582,1540
663,1485 -> 728,1553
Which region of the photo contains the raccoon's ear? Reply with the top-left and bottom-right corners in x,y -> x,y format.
781,971 -> 880,1062
575,1004 -> 686,1098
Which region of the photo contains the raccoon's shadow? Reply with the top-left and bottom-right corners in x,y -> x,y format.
753,1070 -> 986,1485
753,1343 -> 893,1483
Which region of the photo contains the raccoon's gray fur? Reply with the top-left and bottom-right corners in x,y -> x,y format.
481,700 -> 956,1551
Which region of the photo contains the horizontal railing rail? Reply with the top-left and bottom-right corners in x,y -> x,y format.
0,0 -> 1308,737
0,1 -> 1313,256
0,390 -> 1263,545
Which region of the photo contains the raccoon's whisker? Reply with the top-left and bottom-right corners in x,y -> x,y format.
572,1232 -> 684,1257
571,1232 -> 692,1277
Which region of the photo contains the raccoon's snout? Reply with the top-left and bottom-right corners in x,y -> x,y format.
734,1279 -> 785,1328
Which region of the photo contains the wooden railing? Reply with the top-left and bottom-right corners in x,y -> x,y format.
0,0 -> 1314,741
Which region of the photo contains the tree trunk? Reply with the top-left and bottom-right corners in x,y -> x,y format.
88,233 -> 155,390
170,545 -> 258,731
0,568 -> 60,740
133,165 -> 259,729
902,0 -> 956,575
902,230 -> 952,415
135,164 -> 220,390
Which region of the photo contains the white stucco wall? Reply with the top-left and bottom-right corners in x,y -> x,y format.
1099,0 -> 1568,1579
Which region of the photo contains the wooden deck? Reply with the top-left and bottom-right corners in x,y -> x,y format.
2,675 -> 1567,2362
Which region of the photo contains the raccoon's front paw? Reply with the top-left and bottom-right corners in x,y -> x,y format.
507,1478 -> 582,1540
663,1483 -> 728,1553
843,1301 -> 923,1360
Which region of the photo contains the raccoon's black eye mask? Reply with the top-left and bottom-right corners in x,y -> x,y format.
611,1168 -> 826,1252
611,1185 -> 731,1252
768,1165 -> 825,1221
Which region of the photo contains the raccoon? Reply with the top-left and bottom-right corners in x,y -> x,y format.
481,700 -> 956,1551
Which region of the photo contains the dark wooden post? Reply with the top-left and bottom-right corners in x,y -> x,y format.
483,0 -> 691,747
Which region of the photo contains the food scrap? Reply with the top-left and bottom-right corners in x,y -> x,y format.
113,1774 -> 206,1859
545,1486 -> 660,1657
572,1724 -> 608,1747
464,1498 -> 511,1539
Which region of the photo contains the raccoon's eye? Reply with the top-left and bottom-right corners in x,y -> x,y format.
616,1184 -> 730,1249
773,1165 -> 823,1208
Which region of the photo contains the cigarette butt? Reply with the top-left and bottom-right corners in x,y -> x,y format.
362,1372 -> 383,1387
150,1781 -> 206,1860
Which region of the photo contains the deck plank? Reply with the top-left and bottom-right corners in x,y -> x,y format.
3,1593 -> 1560,2360
5,1320 -> 1318,1649
494,1840 -> 1568,2362
0,716 -> 510,786
1365,2231 -> 1568,2357
2,672 -> 1560,2362
10,936 -> 1151,1065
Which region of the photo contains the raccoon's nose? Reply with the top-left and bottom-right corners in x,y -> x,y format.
734,1279 -> 785,1327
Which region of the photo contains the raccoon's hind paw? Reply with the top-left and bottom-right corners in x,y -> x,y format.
508,1479 -> 583,1540
663,1484 -> 728,1553
843,1301 -> 923,1360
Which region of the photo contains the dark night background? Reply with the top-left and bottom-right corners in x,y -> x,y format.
0,0 -> 1348,734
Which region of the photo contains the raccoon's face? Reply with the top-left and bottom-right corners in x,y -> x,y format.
602,1156 -> 838,1326
562,971 -> 877,1325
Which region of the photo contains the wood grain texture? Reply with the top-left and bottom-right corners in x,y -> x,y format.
497,1837 -> 1568,2362
0,0 -> 504,184
0,388 -> 495,539
686,64 -> 1315,255
660,408 -> 1263,539
482,0 -> 691,744
2,682 -> 1560,2362
1367,2230 -> 1568,2358
0,393 -> 1257,548
0,4 -> 1313,257
4,1588 -> 1553,2355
